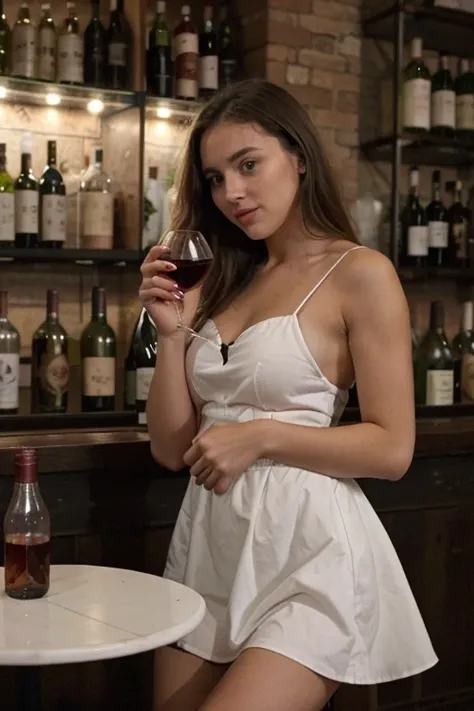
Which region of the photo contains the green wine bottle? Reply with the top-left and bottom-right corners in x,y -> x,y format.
31,289 -> 70,414
133,308 -> 157,425
123,321 -> 137,411
81,286 -> 116,413
452,300 -> 474,403
14,151 -> 39,248
0,143 -> 14,248
403,37 -> 431,134
431,54 -> 455,137
455,58 -> 474,140
0,290 -> 20,414
39,140 -> 67,249
415,301 -> 454,406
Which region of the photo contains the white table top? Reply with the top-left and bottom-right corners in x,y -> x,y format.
0,564 -> 206,666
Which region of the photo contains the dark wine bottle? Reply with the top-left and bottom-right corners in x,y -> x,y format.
0,0 -> 11,76
31,289 -> 69,414
447,180 -> 469,268
4,448 -> 51,600
84,0 -> 107,87
414,301 -> 454,406
218,3 -> 237,89
147,0 -> 172,98
0,290 -> 20,415
400,166 -> 428,268
81,286 -> 116,412
0,143 -> 15,248
106,0 -> 131,90
14,151 -> 39,248
452,300 -> 474,403
199,4 -> 218,99
133,308 -> 157,424
455,58 -> 474,140
426,170 -> 448,268
123,327 -> 136,411
39,141 -> 67,249
431,54 -> 455,137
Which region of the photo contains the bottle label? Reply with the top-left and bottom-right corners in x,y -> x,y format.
83,356 -> 116,397
125,369 -> 136,407
136,367 -> 154,402
82,192 -> 114,248
461,353 -> 474,401
0,193 -> 15,242
408,225 -> 428,256
456,93 -> 474,130
39,352 -> 69,396
428,220 -> 448,249
37,28 -> 57,81
12,24 -> 37,77
199,55 -> 218,90
432,89 -> 456,129
0,353 -> 19,410
175,32 -> 198,99
15,190 -> 39,234
57,34 -> 84,84
452,221 -> 467,259
41,195 -> 67,242
108,42 -> 127,67
403,78 -> 431,130
426,369 -> 454,406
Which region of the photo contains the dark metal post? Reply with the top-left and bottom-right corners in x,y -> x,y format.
391,3 -> 405,267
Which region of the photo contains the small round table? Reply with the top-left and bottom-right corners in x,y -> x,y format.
0,564 -> 206,711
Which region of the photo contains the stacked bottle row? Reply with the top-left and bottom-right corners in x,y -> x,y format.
146,1 -> 238,100
400,167 -> 472,268
0,140 -> 115,249
0,290 -> 157,418
403,37 -> 474,138
0,0 -> 132,90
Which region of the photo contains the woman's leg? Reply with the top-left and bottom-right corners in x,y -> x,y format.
153,646 -> 228,711
198,647 -> 339,711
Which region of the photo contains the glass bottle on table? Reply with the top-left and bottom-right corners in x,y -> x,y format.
80,148 -> 114,249
0,291 -> 20,415
4,447 -> 51,600
11,1 -> 36,79
37,3 -> 57,82
14,147 -> 39,249
0,0 -> 11,76
31,289 -> 70,414
0,143 -> 15,248
39,140 -> 67,249
57,1 -> 84,85
81,286 -> 116,412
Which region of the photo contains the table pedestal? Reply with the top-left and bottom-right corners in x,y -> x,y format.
17,667 -> 41,711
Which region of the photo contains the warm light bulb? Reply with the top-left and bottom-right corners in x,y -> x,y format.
156,106 -> 171,119
87,98 -> 104,115
46,92 -> 61,106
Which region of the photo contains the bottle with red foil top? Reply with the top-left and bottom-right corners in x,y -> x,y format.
4,448 -> 51,600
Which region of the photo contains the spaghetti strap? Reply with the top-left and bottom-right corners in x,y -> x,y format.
294,246 -> 365,315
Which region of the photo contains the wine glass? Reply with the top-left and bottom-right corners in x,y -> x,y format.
159,230 -> 214,343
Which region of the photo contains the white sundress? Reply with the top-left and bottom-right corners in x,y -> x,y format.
163,247 -> 438,684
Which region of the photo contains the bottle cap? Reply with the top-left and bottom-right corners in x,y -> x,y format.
14,448 -> 38,484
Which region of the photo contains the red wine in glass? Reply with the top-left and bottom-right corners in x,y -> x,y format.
167,258 -> 213,291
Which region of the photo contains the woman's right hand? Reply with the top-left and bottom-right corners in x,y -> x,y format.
139,245 -> 198,338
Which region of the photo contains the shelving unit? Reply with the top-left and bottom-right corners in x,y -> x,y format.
0,248 -> 143,266
361,2 -> 474,267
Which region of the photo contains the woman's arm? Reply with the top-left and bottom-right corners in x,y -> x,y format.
258,250 -> 415,481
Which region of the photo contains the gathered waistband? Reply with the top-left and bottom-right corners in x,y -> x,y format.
248,458 -> 286,470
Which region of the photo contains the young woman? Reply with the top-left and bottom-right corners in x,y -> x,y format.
139,79 -> 437,711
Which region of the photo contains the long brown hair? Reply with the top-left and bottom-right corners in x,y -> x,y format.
170,78 -> 359,331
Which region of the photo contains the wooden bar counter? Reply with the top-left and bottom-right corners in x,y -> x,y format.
0,416 -> 473,711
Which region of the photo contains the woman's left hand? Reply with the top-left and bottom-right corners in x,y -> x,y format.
183,421 -> 265,495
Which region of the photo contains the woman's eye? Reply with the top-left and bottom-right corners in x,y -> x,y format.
242,160 -> 256,173
209,175 -> 223,187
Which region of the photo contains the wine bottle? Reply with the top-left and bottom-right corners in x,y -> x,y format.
11,1 -> 36,79
431,54 -> 455,137
455,58 -> 474,140
447,180 -> 469,268
0,0 -> 11,76
400,166 -> 428,268
426,170 -> 449,267
81,286 -> 116,412
147,0 -> 172,98
80,148 -> 114,249
14,150 -> 39,249
31,289 -> 69,414
4,448 -> 51,600
199,5 -> 218,99
0,291 -> 20,415
403,37 -> 431,134
37,3 -> 57,82
133,308 -> 157,424
174,5 -> 198,100
218,3 -> 237,89
414,301 -> 454,406
84,0 -> 107,88
142,166 -> 164,249
0,143 -> 14,248
39,141 -> 66,248
452,300 -> 474,403
123,328 -> 136,411
57,1 -> 84,85
106,0 -> 131,90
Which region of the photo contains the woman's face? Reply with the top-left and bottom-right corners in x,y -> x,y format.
200,121 -> 303,241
